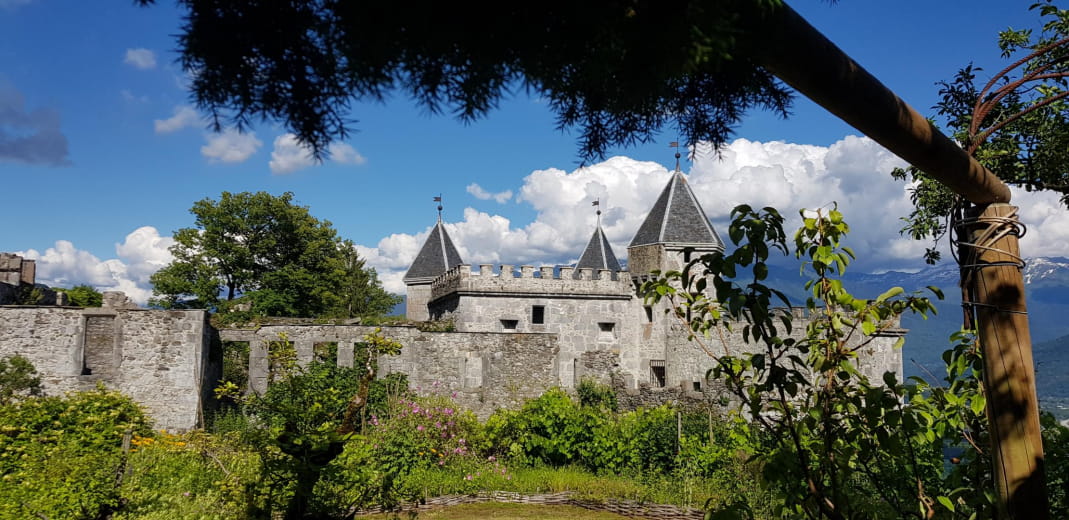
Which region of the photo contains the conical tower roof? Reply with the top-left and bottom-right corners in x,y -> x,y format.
575,223 -> 622,273
403,220 -> 464,284
629,170 -> 724,250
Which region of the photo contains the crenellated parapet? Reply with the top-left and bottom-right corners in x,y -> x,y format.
431,264 -> 632,301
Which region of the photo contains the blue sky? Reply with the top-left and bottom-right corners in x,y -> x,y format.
3,0 -> 1068,302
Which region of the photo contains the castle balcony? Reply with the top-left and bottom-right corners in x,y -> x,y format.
430,264 -> 633,302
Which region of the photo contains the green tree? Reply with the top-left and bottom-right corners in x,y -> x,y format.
216,330 -> 402,519
54,284 -> 103,307
893,0 -> 1069,263
339,240 -> 400,318
150,191 -> 396,318
0,355 -> 42,405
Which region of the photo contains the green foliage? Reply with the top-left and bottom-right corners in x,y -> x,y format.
138,1 -> 792,161
149,191 -> 398,319
54,283 -> 104,307
640,204 -> 959,518
893,1 -> 1069,263
0,385 -> 153,519
114,431 -> 259,520
0,355 -> 41,405
365,394 -> 484,476
214,329 -> 402,519
576,377 -> 618,412
14,284 -> 45,305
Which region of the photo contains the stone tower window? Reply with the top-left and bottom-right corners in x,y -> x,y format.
500,319 -> 518,331
597,322 -> 615,339
649,359 -> 666,387
532,305 -> 545,324
644,305 -> 653,322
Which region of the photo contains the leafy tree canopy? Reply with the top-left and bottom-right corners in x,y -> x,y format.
894,0 -> 1069,263
54,284 -> 103,307
149,191 -> 399,318
139,0 -> 791,161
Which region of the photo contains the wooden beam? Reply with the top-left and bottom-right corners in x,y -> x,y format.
754,4 -> 1048,518
755,3 -> 1011,205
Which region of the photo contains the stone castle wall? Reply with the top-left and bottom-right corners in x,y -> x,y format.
0,305 -> 218,431
219,325 -> 559,418
431,264 -> 631,301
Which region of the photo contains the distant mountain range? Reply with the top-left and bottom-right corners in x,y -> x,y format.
773,257 -> 1069,417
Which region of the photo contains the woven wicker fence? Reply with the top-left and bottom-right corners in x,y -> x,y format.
352,491 -> 707,519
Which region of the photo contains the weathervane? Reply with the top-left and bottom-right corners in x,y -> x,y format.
670,141 -> 681,171
434,194 -> 443,222
592,198 -> 601,226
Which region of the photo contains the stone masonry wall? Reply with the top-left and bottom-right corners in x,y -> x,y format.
0,306 -> 216,431
219,325 -> 559,419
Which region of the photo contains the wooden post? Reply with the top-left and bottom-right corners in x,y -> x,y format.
958,204 -> 1048,516
754,3 -> 1048,517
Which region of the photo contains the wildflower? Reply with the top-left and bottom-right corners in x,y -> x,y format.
183,492 -> 191,497
487,455 -> 496,462
417,425 -> 425,432
465,474 -> 473,480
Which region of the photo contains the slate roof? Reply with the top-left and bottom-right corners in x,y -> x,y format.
403,220 -> 464,284
575,224 -> 622,273
628,171 -> 724,249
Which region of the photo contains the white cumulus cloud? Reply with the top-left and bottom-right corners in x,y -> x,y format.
17,227 -> 175,305
354,137 -> 979,293
269,133 -> 366,174
202,129 -> 262,164
124,48 -> 157,70
154,105 -> 200,134
466,183 -> 513,203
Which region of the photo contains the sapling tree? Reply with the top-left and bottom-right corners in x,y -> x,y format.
215,329 -> 402,519
640,205 -> 976,519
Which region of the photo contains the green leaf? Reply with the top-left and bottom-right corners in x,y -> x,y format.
875,287 -> 904,303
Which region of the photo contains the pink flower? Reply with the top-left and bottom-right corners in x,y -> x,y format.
416,425 -> 424,431
465,474 -> 473,480
487,456 -> 496,462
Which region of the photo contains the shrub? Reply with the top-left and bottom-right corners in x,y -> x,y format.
0,384 -> 152,519
365,394 -> 484,476
575,377 -> 617,412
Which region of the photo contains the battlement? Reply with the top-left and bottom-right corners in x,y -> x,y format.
430,264 -> 633,301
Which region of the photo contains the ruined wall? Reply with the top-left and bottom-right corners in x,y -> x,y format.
0,305 -> 216,431
219,325 -> 559,419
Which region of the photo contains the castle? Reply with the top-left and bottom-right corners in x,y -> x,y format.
0,168 -> 904,429
401,168 -> 904,397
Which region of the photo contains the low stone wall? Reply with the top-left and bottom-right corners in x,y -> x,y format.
219,325 -> 559,418
0,306 -> 218,431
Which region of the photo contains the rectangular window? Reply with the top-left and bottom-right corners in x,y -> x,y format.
532,305 -> 545,324
692,381 -> 702,391
597,322 -> 615,340
314,342 -> 338,365
650,360 -> 666,388
501,319 -> 518,331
